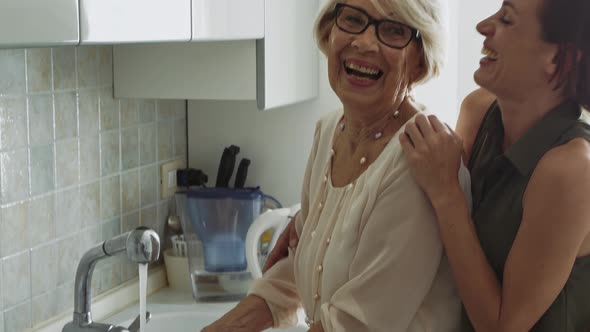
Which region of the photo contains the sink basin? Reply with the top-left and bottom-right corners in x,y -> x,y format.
118,311 -> 307,332
105,287 -> 307,332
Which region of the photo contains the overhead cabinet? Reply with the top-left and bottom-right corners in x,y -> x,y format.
113,0 -> 319,110
191,0 -> 264,41
0,0 -> 263,47
0,0 -> 79,48
0,0 -> 318,111
79,0 -> 263,44
79,0 -> 192,44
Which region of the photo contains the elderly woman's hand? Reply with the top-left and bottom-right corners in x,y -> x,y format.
200,295 -> 273,332
400,114 -> 464,203
262,213 -> 299,273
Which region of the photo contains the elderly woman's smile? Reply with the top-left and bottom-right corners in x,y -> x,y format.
324,0 -> 427,111
343,59 -> 384,80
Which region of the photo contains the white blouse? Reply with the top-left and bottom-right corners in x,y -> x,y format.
250,110 -> 471,332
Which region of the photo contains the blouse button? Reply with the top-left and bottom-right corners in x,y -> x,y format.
348,183 -> 354,190
314,293 -> 320,300
311,230 -> 317,238
326,237 -> 331,245
318,202 -> 323,209
330,149 -> 335,156
317,265 -> 323,272
323,175 -> 328,182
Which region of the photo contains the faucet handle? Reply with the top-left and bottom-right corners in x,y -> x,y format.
127,227 -> 160,264
111,312 -> 151,332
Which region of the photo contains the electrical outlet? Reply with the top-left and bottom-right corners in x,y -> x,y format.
160,159 -> 187,199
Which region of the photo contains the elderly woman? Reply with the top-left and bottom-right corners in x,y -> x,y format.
401,0 -> 590,330
203,0 -> 469,331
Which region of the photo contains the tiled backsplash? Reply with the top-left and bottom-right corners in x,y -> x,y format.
0,46 -> 186,331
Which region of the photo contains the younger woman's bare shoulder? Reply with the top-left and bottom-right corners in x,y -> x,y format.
457,88 -> 497,159
461,89 -> 496,113
524,138 -> 590,237
537,138 -> 590,180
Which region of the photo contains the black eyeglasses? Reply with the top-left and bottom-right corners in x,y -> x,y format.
334,3 -> 420,49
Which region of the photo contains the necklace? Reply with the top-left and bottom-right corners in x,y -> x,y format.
334,109 -> 401,165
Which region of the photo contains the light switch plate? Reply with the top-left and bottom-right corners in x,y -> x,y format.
160,159 -> 187,198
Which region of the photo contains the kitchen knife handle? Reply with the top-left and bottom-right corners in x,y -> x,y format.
215,147 -> 231,187
234,158 -> 251,188
224,145 -> 240,187
215,145 -> 241,187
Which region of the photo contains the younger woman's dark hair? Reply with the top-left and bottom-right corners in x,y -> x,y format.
540,0 -> 589,108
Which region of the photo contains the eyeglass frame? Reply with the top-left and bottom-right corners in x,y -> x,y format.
333,3 -> 421,49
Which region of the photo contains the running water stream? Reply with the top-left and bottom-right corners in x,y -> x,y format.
139,264 -> 148,332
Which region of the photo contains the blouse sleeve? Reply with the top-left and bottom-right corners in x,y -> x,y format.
319,165 -> 446,332
248,120 -> 321,328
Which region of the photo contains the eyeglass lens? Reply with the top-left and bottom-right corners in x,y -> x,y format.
336,5 -> 413,48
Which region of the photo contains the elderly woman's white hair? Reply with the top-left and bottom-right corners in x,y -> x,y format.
314,0 -> 447,86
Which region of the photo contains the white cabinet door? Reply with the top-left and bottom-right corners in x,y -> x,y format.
256,0 -> 319,110
80,0 -> 191,44
191,0 -> 264,41
0,0 -> 79,47
113,0 -> 319,110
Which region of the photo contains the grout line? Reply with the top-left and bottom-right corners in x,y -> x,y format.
24,51 -> 35,328
0,156 -> 179,210
0,112 -> 180,154
118,98 -> 123,235
0,84 -> 114,98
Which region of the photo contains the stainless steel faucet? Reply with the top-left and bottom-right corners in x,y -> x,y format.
62,227 -> 161,332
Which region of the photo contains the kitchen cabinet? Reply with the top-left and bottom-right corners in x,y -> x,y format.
112,0 -> 319,110
192,0 -> 264,41
0,0 -> 79,48
79,0 -> 263,45
79,0 -> 192,44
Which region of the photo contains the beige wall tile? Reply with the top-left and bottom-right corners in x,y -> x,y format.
0,97 -> 27,150
26,48 -> 51,93
0,49 -> 25,95
2,252 -> 31,308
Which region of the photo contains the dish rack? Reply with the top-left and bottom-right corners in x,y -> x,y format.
171,234 -> 188,257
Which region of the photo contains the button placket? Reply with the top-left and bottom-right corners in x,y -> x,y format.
306,144 -> 342,326
308,211 -> 336,326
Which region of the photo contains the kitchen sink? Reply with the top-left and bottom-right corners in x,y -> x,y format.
117,311 -> 307,331
106,287 -> 307,332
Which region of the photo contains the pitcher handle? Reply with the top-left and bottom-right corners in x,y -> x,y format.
263,194 -> 283,209
245,207 -> 291,279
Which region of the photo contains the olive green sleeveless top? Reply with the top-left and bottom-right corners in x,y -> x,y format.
461,100 -> 590,331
